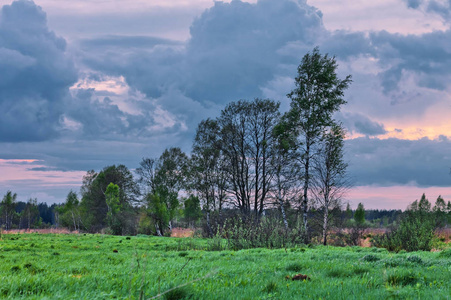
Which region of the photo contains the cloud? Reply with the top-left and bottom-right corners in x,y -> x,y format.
346,137 -> 451,187
338,112 -> 387,136
79,0 -> 325,110
403,0 -> 451,21
0,0 -> 77,142
371,29 -> 451,93
1,0 -> 450,204
427,0 -> 451,20
79,35 -> 182,50
405,0 -> 423,8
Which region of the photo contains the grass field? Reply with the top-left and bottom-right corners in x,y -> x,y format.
0,234 -> 450,299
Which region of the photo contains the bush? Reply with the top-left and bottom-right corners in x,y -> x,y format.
220,215 -> 303,250
372,210 -> 434,252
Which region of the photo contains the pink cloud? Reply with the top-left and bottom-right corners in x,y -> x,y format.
0,159 -> 84,186
346,185 -> 451,210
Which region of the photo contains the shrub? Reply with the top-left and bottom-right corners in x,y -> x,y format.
217,214 -> 303,250
372,210 -> 434,252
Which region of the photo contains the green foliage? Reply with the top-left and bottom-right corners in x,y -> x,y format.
163,286 -> 194,300
80,165 -> 139,233
438,248 -> 451,258
262,281 -> 277,293
1,191 -> 17,230
345,203 -> 353,220
433,195 -> 448,227
220,215 -> 303,250
372,196 -> 435,252
285,262 -> 304,272
362,254 -> 380,262
183,195 -> 202,224
105,183 -> 122,235
57,191 -> 81,231
283,47 -> 352,240
386,270 -> 419,286
354,203 -> 365,225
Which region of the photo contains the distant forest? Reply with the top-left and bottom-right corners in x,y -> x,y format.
1,49 -> 450,252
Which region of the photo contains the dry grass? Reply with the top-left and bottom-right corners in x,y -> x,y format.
170,227 -> 194,238
435,228 -> 451,242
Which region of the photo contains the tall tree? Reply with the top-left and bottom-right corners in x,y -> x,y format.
284,47 -> 352,240
184,195 -> 202,226
311,124 -> 349,245
80,165 -> 139,233
105,183 -> 122,235
218,98 -> 280,216
1,191 -> 17,230
22,198 -> 40,229
433,195 -> 447,227
272,122 -> 303,229
140,147 -> 189,235
135,158 -> 158,195
354,203 -> 366,225
190,119 -> 227,235
58,191 -> 81,231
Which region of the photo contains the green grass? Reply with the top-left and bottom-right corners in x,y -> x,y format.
0,234 -> 450,299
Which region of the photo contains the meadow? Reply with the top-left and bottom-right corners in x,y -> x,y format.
0,233 -> 450,299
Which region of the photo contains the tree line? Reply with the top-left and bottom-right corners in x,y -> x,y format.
1,48 -> 450,251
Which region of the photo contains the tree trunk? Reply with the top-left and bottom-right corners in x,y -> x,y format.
302,142 -> 310,242
277,174 -> 288,230
206,210 -> 213,237
322,205 -> 329,245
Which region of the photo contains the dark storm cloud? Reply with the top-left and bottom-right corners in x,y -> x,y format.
1,0 -> 450,194
0,0 -> 77,142
370,29 -> 451,93
405,0 -> 422,8
346,137 -> 451,187
320,31 -> 375,60
79,35 -> 182,49
428,0 -> 451,19
338,112 -> 387,136
182,0 -> 324,103
80,0 -> 325,108
0,1 -> 181,143
404,0 -> 451,20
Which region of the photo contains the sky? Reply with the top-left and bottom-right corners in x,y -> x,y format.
0,0 -> 450,209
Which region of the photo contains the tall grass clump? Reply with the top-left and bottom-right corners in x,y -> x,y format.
386,270 -> 419,287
